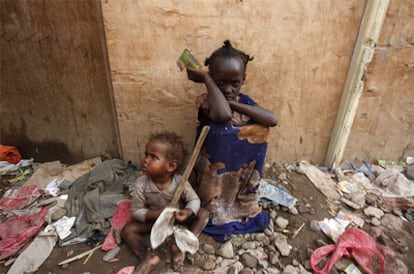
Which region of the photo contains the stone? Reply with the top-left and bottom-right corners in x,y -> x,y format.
364,206 -> 384,219
274,234 -> 292,256
240,253 -> 258,268
283,265 -> 298,274
216,241 -> 234,259
203,243 -> 215,254
309,220 -> 320,232
275,217 -> 289,229
371,217 -> 381,226
201,258 -> 216,271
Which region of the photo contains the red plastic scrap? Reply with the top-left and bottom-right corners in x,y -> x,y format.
0,207 -> 48,260
310,227 -> 385,274
0,185 -> 41,211
0,145 -> 22,164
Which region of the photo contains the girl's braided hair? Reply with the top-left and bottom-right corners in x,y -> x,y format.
204,40 -> 254,69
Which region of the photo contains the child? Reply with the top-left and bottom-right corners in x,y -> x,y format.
186,40 -> 278,241
122,131 -> 209,273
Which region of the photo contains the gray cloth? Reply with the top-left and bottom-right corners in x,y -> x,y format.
64,159 -> 138,239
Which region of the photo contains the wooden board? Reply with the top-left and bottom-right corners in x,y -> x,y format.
0,0 -> 120,163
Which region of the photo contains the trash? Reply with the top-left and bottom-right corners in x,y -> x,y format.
349,160 -> 374,175
378,160 -> 406,169
0,185 -> 41,211
0,145 -> 22,164
103,246 -> 121,262
319,210 -> 363,242
257,178 -> 297,209
45,178 -> 67,197
58,244 -> 102,265
0,159 -> 33,176
6,231 -> 57,274
344,263 -> 362,274
102,200 -> 132,251
319,217 -> 350,243
310,228 -> 385,274
298,161 -> 341,201
336,210 -> 364,228
8,168 -> 33,183
45,216 -> 76,240
0,207 -> 48,260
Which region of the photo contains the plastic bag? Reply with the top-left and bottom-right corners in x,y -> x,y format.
310,228 -> 385,274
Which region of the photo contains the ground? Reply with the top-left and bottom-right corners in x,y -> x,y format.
1,162 -> 413,273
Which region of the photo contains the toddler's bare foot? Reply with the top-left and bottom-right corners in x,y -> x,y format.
134,254 -> 160,274
171,243 -> 185,270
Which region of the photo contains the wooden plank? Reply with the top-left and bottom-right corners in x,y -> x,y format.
324,0 -> 390,168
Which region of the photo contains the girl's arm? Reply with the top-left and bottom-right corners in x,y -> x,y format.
187,68 -> 232,122
229,100 -> 278,127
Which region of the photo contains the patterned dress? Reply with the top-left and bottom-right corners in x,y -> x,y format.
193,93 -> 270,241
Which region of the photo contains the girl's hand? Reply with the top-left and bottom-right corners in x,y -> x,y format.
186,67 -> 209,83
174,208 -> 192,222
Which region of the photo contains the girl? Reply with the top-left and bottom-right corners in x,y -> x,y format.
186,40 -> 278,241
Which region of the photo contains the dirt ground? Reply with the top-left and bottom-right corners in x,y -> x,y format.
1,162 -> 413,274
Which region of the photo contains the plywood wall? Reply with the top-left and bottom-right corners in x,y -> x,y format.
102,0 -> 366,164
0,0 -> 120,163
344,0 -> 414,163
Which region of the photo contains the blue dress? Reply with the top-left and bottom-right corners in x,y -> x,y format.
194,93 -> 270,241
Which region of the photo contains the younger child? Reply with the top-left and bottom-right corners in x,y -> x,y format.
122,131 -> 209,273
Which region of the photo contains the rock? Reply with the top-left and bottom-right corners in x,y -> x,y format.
240,253 -> 258,268
392,208 -> 403,217
371,217 -> 381,226
275,217 -> 289,229
289,207 -> 299,215
241,241 -> 256,250
283,265 -> 298,274
364,206 -> 384,219
240,268 -> 254,274
309,220 -> 320,232
270,210 -> 278,220
274,234 -> 292,256
201,257 -> 216,271
216,241 -> 234,259
203,243 -> 215,254
228,261 -> 244,274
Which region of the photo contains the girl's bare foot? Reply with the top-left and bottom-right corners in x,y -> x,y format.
134,254 -> 160,274
171,243 -> 185,270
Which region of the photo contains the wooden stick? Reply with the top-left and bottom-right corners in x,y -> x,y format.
82,243 -> 99,265
292,222 -> 305,239
170,126 -> 210,206
58,244 -> 102,265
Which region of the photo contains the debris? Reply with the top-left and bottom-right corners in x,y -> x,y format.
58,244 -> 103,265
6,231 -> 57,274
291,222 -> 305,239
257,178 -> 297,209
298,161 -> 340,201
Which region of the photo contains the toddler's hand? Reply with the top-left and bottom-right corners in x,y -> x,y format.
175,208 -> 192,222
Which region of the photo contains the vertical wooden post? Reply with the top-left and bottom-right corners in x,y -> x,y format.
324,0 -> 390,168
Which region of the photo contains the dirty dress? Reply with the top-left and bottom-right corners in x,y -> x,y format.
193,93 -> 270,241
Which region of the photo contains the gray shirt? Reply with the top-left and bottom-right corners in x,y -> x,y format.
131,174 -> 201,222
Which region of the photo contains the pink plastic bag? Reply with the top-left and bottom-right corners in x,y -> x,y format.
102,200 -> 132,251
0,207 -> 48,260
310,227 -> 385,274
0,185 -> 41,210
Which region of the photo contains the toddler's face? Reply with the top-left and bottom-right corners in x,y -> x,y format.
209,56 -> 245,101
141,140 -> 172,178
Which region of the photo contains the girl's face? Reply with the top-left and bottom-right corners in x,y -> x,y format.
141,140 -> 175,179
209,56 -> 245,101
